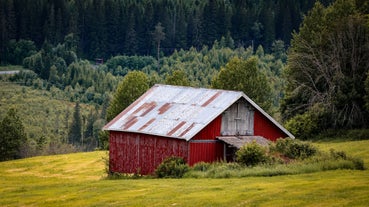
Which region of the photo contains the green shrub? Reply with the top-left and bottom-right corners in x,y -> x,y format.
348,157 -> 365,170
284,110 -> 321,140
192,162 -> 211,172
272,138 -> 317,160
236,141 -> 268,166
329,149 -> 347,160
155,156 -> 189,178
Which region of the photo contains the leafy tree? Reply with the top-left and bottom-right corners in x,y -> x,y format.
106,71 -> 149,121
212,56 -> 272,112
164,70 -> 190,86
283,0 -> 369,130
5,39 -> 37,65
0,108 -> 27,161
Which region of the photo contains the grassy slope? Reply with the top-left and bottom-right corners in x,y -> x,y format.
1,141 -> 369,206
0,82 -> 95,141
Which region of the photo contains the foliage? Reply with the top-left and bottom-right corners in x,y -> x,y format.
270,138 -> 317,160
314,129 -> 369,141
283,0 -> 369,130
154,156 -> 189,178
192,161 -> 211,172
3,39 -> 37,65
106,71 -> 149,121
105,55 -> 156,76
18,38 -> 119,106
98,131 -> 109,150
0,0 -> 324,63
365,71 -> 369,112
212,56 -> 272,111
284,109 -> 321,140
152,22 -> 166,65
164,70 -> 190,86
0,82 -> 98,156
68,102 -> 82,146
236,141 -> 269,166
0,108 -> 27,161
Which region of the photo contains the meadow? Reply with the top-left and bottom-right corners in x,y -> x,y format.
0,140 -> 368,206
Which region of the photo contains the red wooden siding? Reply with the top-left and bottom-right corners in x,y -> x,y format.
253,110 -> 288,141
188,142 -> 224,166
109,131 -> 188,175
192,115 -> 222,140
189,115 -> 224,165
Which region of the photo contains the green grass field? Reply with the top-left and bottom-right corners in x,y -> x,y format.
1,141 -> 369,207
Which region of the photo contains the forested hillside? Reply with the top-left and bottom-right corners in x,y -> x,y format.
0,0 -> 333,63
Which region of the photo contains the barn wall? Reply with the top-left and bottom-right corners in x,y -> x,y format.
189,115 -> 224,165
192,115 -> 222,140
253,110 -> 288,141
109,131 -> 188,175
188,141 -> 224,165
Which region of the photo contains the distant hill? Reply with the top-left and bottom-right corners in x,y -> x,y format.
0,82 -> 97,155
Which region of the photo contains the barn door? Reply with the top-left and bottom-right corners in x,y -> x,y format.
221,99 -> 254,135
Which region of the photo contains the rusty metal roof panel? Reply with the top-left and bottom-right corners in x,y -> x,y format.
103,84 -> 294,140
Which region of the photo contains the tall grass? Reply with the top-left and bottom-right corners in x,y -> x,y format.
184,147 -> 365,178
185,159 -> 363,178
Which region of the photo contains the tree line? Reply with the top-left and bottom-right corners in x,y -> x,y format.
0,0 -> 333,64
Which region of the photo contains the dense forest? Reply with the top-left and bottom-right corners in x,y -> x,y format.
0,0 -> 333,63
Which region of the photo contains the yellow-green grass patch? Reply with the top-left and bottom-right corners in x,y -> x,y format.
0,141 -> 368,206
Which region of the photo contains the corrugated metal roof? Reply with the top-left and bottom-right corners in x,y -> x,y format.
103,84 -> 294,141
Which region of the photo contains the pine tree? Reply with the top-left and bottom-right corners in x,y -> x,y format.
68,102 -> 82,146
0,108 -> 27,161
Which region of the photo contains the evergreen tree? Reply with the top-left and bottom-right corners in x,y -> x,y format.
0,108 -> 27,161
68,102 -> 82,146
84,110 -> 94,140
124,13 -> 138,55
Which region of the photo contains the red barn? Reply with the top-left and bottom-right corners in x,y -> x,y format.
103,84 -> 294,175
